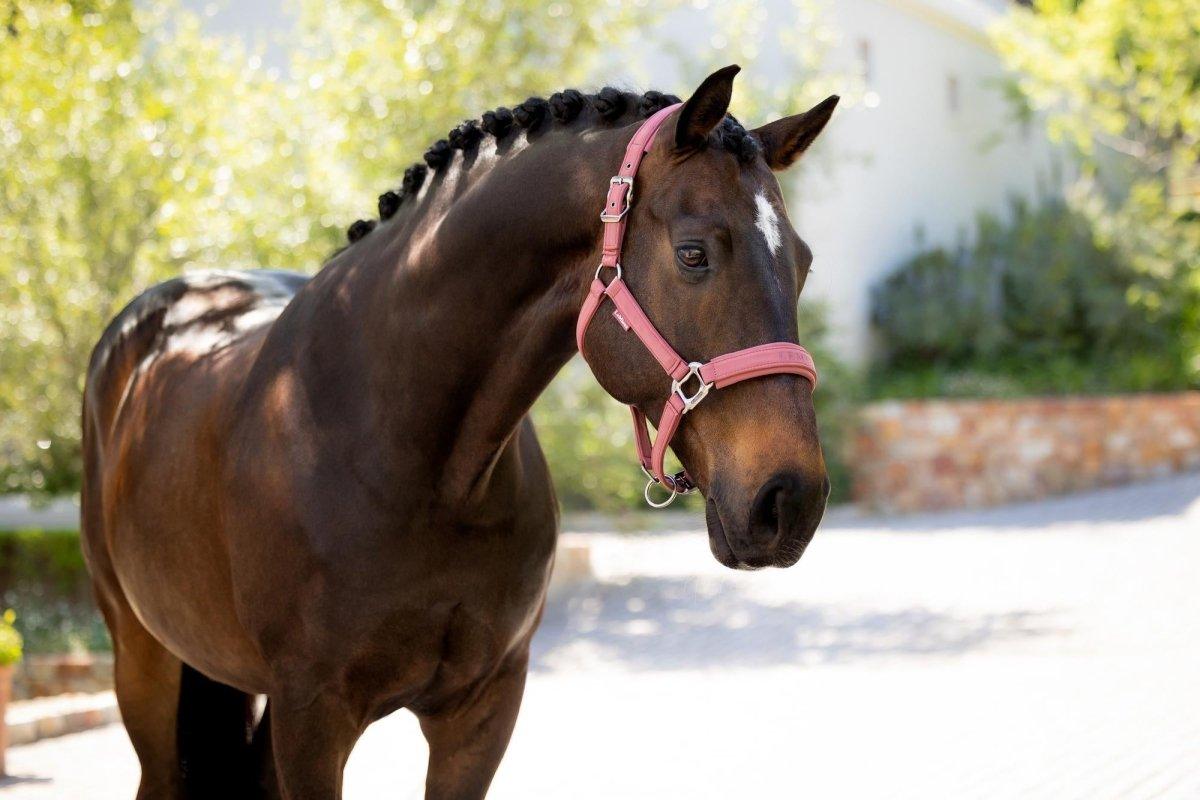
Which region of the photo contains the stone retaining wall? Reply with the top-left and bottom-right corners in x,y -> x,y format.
850,392 -> 1200,512
14,654 -> 113,700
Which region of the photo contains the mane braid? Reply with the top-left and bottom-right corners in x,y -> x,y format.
336,87 -> 757,248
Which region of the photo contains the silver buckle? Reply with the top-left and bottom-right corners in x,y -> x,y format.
599,176 -> 634,223
672,362 -> 712,413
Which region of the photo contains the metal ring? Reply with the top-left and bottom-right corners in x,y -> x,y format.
644,477 -> 679,508
594,262 -> 623,283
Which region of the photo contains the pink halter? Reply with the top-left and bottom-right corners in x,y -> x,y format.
576,103 -> 818,507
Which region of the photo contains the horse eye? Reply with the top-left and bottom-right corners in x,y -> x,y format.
675,246 -> 708,270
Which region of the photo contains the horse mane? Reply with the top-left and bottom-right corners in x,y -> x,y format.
339,86 -> 762,248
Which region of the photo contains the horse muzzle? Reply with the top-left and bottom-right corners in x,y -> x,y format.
705,470 -> 829,570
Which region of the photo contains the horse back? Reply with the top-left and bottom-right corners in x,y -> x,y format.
84,269 -> 308,437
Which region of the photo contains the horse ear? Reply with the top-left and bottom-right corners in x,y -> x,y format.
675,65 -> 740,151
752,95 -> 839,171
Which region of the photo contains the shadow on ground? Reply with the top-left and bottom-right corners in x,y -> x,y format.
532,575 -> 1060,673
0,775 -> 52,789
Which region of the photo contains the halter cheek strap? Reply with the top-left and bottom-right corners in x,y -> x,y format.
576,103 -> 819,507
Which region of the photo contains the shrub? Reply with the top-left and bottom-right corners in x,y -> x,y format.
870,199 -> 1194,396
0,530 -> 108,654
533,359 -> 653,512
0,610 -> 23,666
797,300 -> 860,505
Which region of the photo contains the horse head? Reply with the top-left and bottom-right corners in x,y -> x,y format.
580,67 -> 838,569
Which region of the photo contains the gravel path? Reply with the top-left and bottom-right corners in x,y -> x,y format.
4,474 -> 1199,798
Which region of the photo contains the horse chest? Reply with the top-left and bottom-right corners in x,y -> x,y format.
264,515 -> 555,713
334,563 -> 551,717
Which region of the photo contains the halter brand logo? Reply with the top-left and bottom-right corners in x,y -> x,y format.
612,309 -> 631,331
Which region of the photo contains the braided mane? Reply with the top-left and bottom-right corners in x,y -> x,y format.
341,87 -> 761,245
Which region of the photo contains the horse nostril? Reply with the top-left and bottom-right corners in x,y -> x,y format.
749,474 -> 801,544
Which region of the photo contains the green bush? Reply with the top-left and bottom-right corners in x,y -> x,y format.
0,609 -> 23,666
533,359 -> 656,512
0,530 -> 108,654
870,199 -> 1195,397
797,301 -> 860,505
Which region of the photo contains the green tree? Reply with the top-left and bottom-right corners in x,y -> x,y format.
290,0 -> 663,217
993,0 -> 1200,383
0,0 -> 336,494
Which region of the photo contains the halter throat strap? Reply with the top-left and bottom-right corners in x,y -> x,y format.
576,103 -> 818,507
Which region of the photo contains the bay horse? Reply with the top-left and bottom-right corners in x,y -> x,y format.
81,66 -> 836,799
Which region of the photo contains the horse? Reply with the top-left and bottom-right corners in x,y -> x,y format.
81,65 -> 837,799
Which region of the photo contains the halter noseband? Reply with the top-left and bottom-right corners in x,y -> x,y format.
576,103 -> 818,508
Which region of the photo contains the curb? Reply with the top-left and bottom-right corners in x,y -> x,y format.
7,691 -> 119,747
548,533 -> 593,599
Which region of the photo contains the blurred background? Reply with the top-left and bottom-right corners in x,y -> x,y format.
0,0 -> 1198,796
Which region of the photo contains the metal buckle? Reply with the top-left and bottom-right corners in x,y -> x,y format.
599,176 -> 634,223
672,362 -> 712,413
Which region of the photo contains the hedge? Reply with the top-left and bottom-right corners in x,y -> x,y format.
0,529 -> 108,653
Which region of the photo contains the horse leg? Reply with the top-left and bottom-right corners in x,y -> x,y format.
100,595 -> 186,799
268,691 -> 362,800
176,663 -> 262,797
417,655 -> 529,800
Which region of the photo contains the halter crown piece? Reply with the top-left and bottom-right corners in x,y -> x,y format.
576,103 -> 819,508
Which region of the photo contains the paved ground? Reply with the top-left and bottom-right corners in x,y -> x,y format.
4,474 -> 1199,798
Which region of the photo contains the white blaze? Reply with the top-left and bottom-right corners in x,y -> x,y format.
754,191 -> 782,257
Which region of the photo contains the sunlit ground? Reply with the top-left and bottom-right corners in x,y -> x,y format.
4,474 -> 1200,798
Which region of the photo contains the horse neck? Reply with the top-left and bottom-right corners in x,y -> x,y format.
350,127 -> 623,509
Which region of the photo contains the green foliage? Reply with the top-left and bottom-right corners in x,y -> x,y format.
796,301 -> 860,505
0,0 -> 340,494
0,609 -> 23,666
292,0 -> 664,214
0,529 -> 108,654
870,200 -> 1194,398
672,0 -> 851,122
532,360 -> 656,513
993,0 -> 1200,382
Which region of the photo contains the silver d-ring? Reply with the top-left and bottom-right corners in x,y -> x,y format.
644,477 -> 679,508
595,262 -> 622,283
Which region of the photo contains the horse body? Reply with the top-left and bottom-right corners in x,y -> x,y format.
82,68 -> 838,798
84,205 -> 569,796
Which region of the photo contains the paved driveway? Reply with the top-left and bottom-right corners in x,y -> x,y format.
5,474 -> 1199,798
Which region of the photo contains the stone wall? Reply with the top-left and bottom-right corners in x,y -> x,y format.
14,654 -> 113,700
850,392 -> 1200,513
